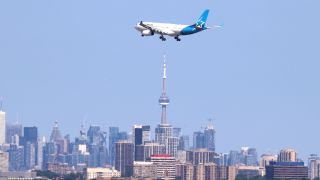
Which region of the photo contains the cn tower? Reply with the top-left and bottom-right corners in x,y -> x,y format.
159,55 -> 170,125
155,55 -> 173,146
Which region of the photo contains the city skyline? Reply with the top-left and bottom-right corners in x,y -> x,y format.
1,0 -> 320,162
0,57 -> 316,161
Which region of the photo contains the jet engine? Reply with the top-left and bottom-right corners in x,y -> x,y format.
142,29 -> 153,36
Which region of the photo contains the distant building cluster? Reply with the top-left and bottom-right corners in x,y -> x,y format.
0,59 -> 319,180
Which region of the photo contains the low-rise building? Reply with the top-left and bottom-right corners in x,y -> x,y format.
85,167 -> 121,180
266,161 -> 308,180
132,161 -> 156,179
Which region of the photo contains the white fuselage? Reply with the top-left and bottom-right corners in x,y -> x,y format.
135,22 -> 189,37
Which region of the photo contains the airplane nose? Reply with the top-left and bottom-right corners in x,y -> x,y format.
134,24 -> 141,30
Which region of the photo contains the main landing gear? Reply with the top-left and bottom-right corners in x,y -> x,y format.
159,35 -> 166,41
174,36 -> 181,41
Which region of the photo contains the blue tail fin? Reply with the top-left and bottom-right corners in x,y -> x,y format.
196,9 -> 210,28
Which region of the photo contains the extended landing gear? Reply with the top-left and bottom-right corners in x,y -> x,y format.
159,35 -> 166,41
174,36 -> 181,41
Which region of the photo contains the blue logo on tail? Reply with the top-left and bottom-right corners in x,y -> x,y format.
181,9 -> 210,35
196,9 -> 210,29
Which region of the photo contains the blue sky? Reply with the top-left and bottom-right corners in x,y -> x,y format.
0,0 -> 319,159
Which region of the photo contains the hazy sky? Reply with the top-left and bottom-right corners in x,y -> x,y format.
0,0 -> 319,159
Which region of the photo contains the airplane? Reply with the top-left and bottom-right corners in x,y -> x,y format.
134,9 -> 215,41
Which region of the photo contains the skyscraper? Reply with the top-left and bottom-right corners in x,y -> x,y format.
204,121 -> 215,151
50,121 -> 62,143
8,144 -> 24,171
172,128 -> 181,138
133,125 -> 143,147
22,127 -> 38,170
135,142 -> 166,161
155,57 -> 173,147
109,127 -> 119,166
115,140 -> 134,177
133,125 -> 151,161
246,148 -> 258,166
228,150 -> 241,165
178,135 -> 190,151
142,125 -> 151,143
6,122 -> 22,144
133,125 -> 143,161
24,127 -> 38,143
167,137 -> 179,158
87,125 -> 102,145
193,131 -> 205,149
87,125 -> 108,167
36,139 -> 43,170
25,142 -> 36,169
0,110 -> 6,144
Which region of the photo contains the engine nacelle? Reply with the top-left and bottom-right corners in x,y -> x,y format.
142,29 -> 153,36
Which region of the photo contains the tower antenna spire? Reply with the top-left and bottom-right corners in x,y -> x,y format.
163,54 -> 167,79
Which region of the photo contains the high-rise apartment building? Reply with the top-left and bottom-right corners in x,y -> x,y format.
278,148 -> 297,162
149,154 -> 176,180
310,159 -> 320,180
0,110 -> 6,144
176,163 -> 236,180
260,154 -> 277,168
115,140 -> 134,177
186,149 -> 216,165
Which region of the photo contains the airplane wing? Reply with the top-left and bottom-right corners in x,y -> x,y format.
140,21 -> 175,36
